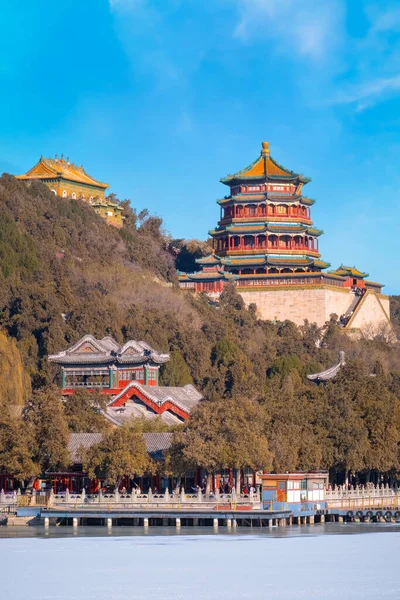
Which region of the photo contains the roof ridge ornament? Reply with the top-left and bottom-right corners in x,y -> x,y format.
261,141 -> 270,157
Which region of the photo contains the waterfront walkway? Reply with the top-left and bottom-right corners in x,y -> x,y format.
2,484 -> 400,528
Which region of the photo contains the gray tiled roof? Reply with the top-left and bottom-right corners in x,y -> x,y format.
49,334 -> 170,366
109,383 -> 203,413
67,432 -> 174,463
104,406 -> 183,426
144,432 -> 173,454
68,432 -> 103,463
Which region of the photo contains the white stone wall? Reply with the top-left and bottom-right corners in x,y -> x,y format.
348,292 -> 391,336
379,296 -> 390,320
239,287 -> 352,327
239,286 -> 391,335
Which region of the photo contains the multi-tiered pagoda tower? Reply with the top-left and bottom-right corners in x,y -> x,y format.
179,142 -> 390,333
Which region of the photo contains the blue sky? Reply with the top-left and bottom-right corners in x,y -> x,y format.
1,0 -> 400,293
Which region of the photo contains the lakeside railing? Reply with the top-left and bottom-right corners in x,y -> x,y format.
0,487 -> 262,509
325,484 -> 400,509
47,487 -> 262,509
3,483 -> 400,511
0,490 -> 18,505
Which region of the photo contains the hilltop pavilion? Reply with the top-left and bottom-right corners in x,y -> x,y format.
16,155 -> 124,228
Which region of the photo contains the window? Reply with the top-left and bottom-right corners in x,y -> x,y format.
62,190 -> 67,198
278,481 -> 285,490
71,192 -> 76,199
51,189 -> 56,195
107,211 -> 113,217
313,482 -> 324,490
134,368 -> 144,380
147,369 -> 157,381
288,481 -> 300,489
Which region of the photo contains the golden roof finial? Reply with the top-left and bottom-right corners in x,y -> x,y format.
261,141 -> 270,156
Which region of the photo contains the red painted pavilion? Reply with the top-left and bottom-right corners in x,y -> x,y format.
49,335 -> 202,424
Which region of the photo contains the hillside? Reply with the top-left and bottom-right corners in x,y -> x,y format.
0,173 -> 398,395
0,175 -> 400,484
391,296 -> 400,331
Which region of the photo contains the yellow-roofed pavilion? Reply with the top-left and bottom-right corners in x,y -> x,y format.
16,155 -> 124,228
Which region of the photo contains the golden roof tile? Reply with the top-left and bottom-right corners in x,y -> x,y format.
221,142 -> 310,184
16,156 -> 108,189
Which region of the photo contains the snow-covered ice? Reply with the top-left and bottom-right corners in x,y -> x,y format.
1,529 -> 399,600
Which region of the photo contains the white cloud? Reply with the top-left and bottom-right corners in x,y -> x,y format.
232,0 -> 344,61
334,74 -> 400,111
368,6 -> 400,33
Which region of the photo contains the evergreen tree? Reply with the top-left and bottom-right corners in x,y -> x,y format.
63,389 -> 110,433
169,397 -> 271,493
24,387 -> 70,472
159,350 -> 193,386
0,412 -> 38,481
84,426 -> 151,486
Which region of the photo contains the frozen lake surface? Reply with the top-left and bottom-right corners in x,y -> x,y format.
1,525 -> 399,599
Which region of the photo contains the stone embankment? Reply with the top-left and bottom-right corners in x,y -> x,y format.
2,484 -> 400,528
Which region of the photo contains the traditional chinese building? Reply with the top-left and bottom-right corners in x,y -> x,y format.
49,335 -> 203,424
179,142 -> 391,334
16,155 -> 124,228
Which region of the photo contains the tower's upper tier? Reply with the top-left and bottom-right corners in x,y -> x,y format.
220,141 -> 310,186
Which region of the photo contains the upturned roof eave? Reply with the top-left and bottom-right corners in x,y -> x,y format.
220,174 -> 308,186
17,156 -> 109,189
